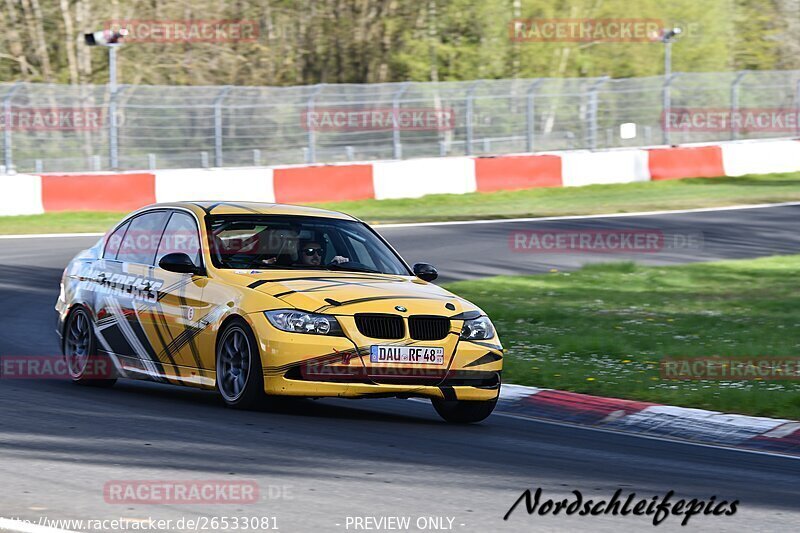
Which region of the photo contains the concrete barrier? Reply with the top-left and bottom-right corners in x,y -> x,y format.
42,172 -> 155,212
155,168 -> 274,203
721,140 -> 800,176
561,149 -> 650,187
649,145 -> 725,180
1,174 -> 44,216
2,139 -> 797,216
474,154 -> 562,192
372,157 -> 476,200
273,164 -> 373,204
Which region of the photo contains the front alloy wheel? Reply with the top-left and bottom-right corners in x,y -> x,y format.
216,319 -> 265,409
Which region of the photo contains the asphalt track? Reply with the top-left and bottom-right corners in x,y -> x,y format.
1,204 -> 799,532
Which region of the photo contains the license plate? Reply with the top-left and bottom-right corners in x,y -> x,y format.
370,346 -> 444,365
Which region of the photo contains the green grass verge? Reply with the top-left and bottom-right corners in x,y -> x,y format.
319,173 -> 800,223
444,255 -> 800,420
0,211 -> 123,235
2,172 -> 800,234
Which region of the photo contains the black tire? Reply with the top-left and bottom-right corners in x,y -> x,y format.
215,318 -> 265,409
63,307 -> 117,387
431,397 -> 497,423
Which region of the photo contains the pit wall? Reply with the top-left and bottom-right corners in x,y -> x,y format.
3,139 -> 799,216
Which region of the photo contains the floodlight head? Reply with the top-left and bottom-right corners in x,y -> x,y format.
662,27 -> 682,42
84,28 -> 128,47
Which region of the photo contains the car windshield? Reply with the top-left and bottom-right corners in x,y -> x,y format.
206,215 -> 410,275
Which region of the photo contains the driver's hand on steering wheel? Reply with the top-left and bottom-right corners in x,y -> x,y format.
261,256 -> 278,265
330,255 -> 349,265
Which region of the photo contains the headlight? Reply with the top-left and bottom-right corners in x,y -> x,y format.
460,316 -> 495,340
264,310 -> 344,336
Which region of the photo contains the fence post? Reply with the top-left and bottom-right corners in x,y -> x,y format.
587,77 -> 609,151
662,73 -> 680,145
392,82 -> 411,159
730,71 -> 748,141
107,46 -> 118,170
109,85 -> 128,170
465,80 -> 482,156
795,79 -> 800,138
306,84 -> 326,164
213,86 -> 233,167
3,82 -> 23,173
525,79 -> 543,152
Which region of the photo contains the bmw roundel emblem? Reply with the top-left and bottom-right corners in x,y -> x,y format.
395,306 -> 407,312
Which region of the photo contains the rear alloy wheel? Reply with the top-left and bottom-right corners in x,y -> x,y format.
216,319 -> 265,409
64,307 -> 117,387
431,398 -> 497,423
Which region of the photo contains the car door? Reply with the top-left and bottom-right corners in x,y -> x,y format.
144,209 -> 215,385
108,209 -> 171,377
88,218 -> 134,361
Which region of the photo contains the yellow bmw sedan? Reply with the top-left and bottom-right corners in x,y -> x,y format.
55,202 -> 503,423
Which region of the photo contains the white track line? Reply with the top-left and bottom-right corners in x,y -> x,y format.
375,200 -> 800,228
0,518 -> 77,533
1,201 -> 799,240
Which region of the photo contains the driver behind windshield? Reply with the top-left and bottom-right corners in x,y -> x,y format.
297,239 -> 349,267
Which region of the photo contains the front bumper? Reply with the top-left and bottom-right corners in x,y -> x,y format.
248,311 -> 503,401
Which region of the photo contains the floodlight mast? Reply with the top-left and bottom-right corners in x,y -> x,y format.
84,28 -> 128,169
661,27 -> 682,145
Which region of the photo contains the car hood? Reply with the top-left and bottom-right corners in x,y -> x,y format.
226,269 -> 480,317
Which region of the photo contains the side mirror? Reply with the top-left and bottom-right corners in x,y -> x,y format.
413,262 -> 438,282
159,253 -> 204,275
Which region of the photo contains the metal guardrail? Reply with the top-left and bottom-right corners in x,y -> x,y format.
1,70 -> 800,173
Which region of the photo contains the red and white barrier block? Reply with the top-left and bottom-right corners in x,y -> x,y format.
2,139 -> 799,216
4,173 -> 44,216
497,384 -> 800,456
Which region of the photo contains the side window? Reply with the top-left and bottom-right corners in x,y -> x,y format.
103,221 -> 130,259
156,212 -> 202,267
117,211 -> 169,265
